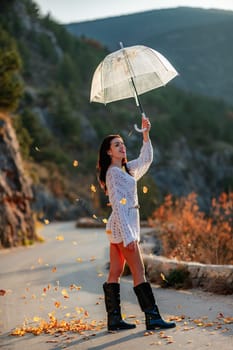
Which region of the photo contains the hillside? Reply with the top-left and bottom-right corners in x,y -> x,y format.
0,0 -> 233,226
67,7 -> 233,105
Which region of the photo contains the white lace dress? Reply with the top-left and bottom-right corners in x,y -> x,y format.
105,140 -> 153,247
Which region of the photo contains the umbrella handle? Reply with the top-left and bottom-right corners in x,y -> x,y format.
134,124 -> 147,133
134,113 -> 147,133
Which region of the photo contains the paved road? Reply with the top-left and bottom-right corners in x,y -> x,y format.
0,221 -> 233,350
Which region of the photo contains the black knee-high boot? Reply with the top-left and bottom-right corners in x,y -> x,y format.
103,282 -> 136,331
133,282 -> 176,330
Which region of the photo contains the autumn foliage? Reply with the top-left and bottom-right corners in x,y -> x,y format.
149,192 -> 233,265
11,312 -> 100,337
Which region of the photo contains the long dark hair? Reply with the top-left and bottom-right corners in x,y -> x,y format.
97,134 -> 130,193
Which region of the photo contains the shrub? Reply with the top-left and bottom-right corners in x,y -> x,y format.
161,267 -> 192,289
149,192 -> 233,265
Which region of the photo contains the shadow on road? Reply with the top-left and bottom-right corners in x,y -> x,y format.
50,329 -> 145,350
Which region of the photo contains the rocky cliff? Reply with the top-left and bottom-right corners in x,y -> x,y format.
0,113 -> 36,247
153,137 -> 233,211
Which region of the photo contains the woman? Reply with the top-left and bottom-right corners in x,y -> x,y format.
97,116 -> 175,331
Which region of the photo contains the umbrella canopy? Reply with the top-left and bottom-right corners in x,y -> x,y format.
90,44 -> 178,105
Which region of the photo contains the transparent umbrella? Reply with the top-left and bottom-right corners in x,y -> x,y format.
90,43 -> 178,132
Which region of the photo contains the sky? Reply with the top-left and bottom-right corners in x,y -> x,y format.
36,0 -> 233,23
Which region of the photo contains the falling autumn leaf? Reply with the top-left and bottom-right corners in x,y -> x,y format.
54,301 -> 61,308
44,219 -> 50,225
51,267 -> 57,273
144,332 -> 151,336
102,218 -> 108,224
56,235 -> 64,241
169,315 -> 185,322
33,316 -> 41,322
73,160 -> 79,167
120,198 -> 127,205
160,272 -> 168,282
223,317 -> 233,324
166,338 -> 174,344
70,284 -> 81,291
61,289 -> 69,298
11,328 -> 26,336
193,319 -> 204,326
204,322 -> 214,327
90,184 -> 97,193
75,307 -> 84,314
142,186 -> 148,194
106,229 -> 112,234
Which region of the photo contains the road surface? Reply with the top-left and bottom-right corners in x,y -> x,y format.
0,221 -> 233,349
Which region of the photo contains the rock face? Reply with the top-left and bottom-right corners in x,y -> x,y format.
153,137 -> 233,211
0,113 -> 36,247
143,254 -> 233,295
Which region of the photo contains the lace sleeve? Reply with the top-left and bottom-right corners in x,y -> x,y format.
127,140 -> 153,180
106,167 -> 135,247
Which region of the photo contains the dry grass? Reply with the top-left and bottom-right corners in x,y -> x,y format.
148,192 -> 233,265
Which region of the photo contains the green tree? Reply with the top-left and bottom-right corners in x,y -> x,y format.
37,32 -> 58,63
24,0 -> 40,19
56,53 -> 80,87
48,86 -> 81,146
0,27 -> 23,112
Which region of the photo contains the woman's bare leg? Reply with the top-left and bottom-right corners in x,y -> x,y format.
118,241 -> 146,286
107,243 -> 125,283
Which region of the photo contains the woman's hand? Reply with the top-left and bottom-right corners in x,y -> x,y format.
142,115 -> 151,142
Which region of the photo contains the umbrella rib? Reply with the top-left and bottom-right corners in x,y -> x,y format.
100,60 -> 106,104
120,45 -> 140,102
146,47 -> 173,86
123,49 -> 135,78
148,47 -> 171,74
152,71 -> 166,86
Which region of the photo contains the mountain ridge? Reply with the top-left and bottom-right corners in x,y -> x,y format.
67,7 -> 233,47
67,7 -> 233,105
